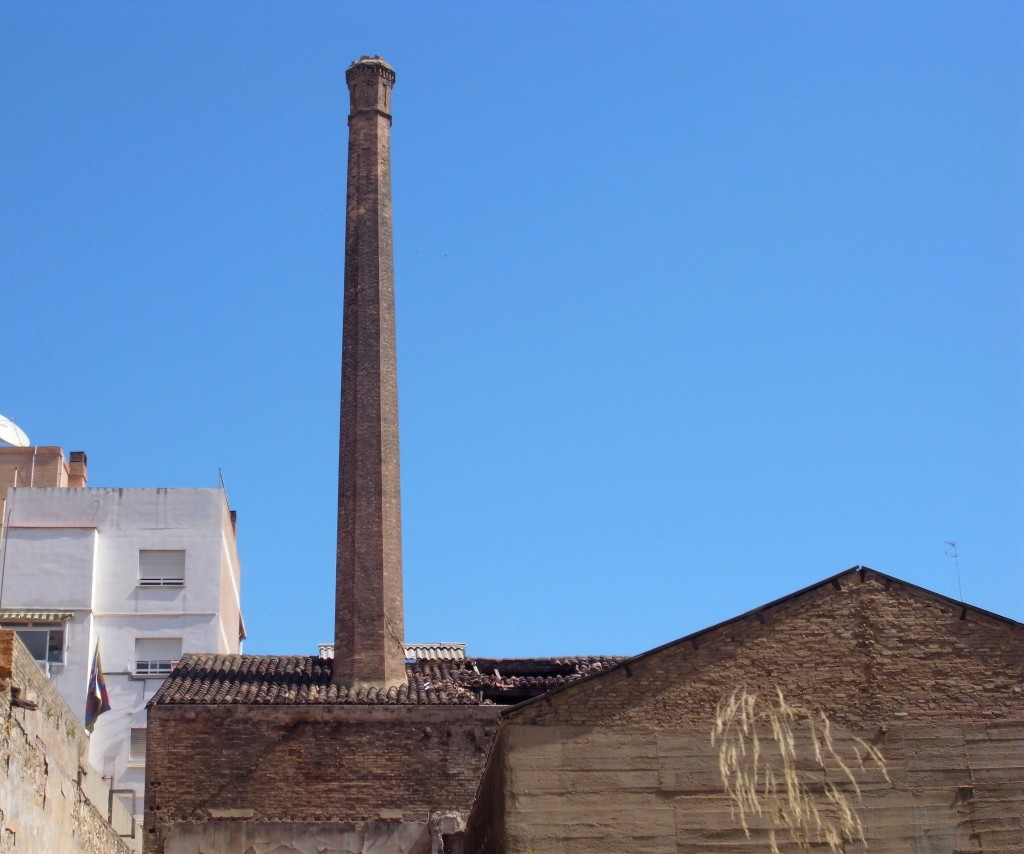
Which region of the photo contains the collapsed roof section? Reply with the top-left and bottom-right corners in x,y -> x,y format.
148,653 -> 623,707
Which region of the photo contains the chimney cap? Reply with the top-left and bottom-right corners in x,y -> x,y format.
350,55 -> 393,70
346,56 -> 395,85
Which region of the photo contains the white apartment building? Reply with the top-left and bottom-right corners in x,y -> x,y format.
0,479 -> 245,828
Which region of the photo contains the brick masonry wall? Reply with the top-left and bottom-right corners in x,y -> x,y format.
0,448 -> 70,533
0,630 -> 134,854
515,573 -> 1023,729
470,573 -> 1024,853
0,447 -> 68,490
143,703 -> 499,854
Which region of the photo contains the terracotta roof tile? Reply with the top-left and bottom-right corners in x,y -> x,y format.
148,653 -> 624,707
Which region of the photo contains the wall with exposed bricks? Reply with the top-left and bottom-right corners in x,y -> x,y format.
464,572 -> 1024,853
143,703 -> 499,853
0,446 -> 71,491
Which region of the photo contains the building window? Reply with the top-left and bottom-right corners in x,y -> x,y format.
138,550 -> 185,586
129,729 -> 146,765
2,623 -> 66,664
134,638 -> 182,677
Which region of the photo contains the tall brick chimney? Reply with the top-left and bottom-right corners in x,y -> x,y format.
333,57 -> 406,689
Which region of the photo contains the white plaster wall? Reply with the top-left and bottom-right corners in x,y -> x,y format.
0,525 -> 97,608
0,486 -> 244,829
218,501 -> 244,652
0,526 -> 97,716
88,489 -> 230,616
50,612 -> 96,725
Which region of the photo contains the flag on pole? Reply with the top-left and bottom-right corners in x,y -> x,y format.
85,642 -> 111,733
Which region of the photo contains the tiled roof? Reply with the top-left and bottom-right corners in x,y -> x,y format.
148,653 -> 624,707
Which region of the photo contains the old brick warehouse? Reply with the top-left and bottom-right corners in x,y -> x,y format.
142,58 -> 1024,854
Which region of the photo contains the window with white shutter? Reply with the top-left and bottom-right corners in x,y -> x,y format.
138,550 -> 185,586
129,728 -> 146,765
134,638 -> 182,676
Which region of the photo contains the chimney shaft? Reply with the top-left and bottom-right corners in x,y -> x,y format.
334,57 -> 405,689
67,451 -> 88,488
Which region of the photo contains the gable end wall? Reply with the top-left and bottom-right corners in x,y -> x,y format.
513,573 -> 1023,729
473,574 -> 1024,854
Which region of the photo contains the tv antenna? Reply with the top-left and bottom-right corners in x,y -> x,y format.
944,540 -> 963,603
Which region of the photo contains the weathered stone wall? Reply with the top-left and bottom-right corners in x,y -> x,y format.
463,726 -> 506,854
465,573 -> 1024,853
144,703 -> 499,853
473,720 -> 1023,854
0,629 -> 135,854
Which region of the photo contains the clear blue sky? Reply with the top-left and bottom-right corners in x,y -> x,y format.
3,2 -> 1021,656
